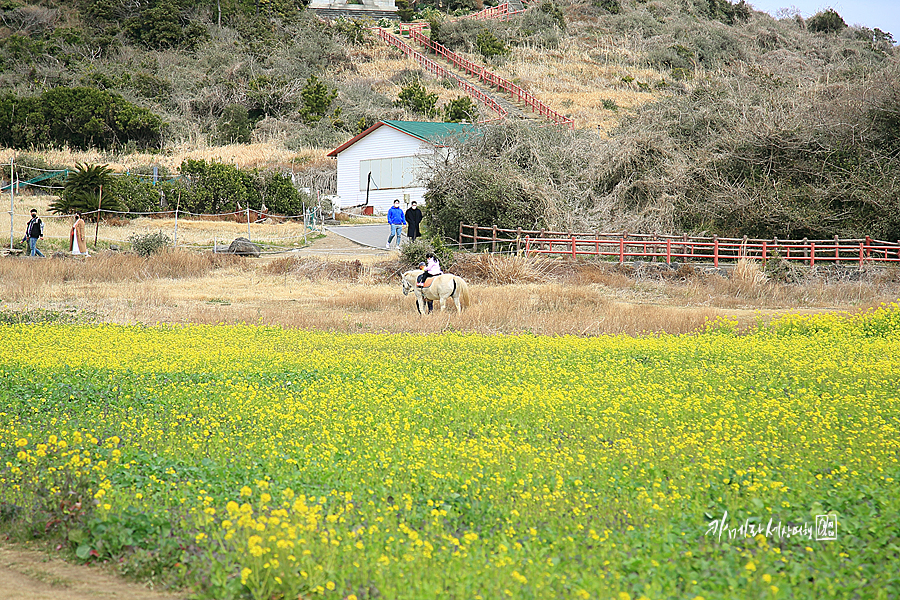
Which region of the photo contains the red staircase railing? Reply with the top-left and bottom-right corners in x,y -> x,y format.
406,28 -> 574,128
378,3 -> 574,128
374,28 -> 508,122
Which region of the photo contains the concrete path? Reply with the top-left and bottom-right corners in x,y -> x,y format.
327,224 -> 400,249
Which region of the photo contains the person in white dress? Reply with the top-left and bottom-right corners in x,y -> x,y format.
69,213 -> 89,256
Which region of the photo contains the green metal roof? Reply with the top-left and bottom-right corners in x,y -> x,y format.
381,120 -> 479,144
327,120 -> 481,157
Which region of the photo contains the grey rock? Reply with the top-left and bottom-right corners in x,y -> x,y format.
227,237 -> 261,257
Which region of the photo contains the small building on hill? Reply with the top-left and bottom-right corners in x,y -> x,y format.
327,120 -> 476,213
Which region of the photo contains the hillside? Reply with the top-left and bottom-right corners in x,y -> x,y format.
1,0 -> 898,238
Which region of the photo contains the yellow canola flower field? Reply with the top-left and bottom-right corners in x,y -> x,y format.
1,306 -> 899,599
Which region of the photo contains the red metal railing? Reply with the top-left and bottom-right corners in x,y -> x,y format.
458,224 -> 900,267
406,28 -> 574,128
453,3 -> 522,21
373,27 -> 508,121
375,3 -> 573,128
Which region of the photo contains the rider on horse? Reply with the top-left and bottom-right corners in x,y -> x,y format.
417,253 -> 442,288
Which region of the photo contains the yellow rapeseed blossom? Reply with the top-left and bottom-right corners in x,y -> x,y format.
0,306 -> 897,600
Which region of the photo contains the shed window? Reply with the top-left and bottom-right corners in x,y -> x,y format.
359,156 -> 422,191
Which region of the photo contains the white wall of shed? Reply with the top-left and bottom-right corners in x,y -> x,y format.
334,125 -> 435,213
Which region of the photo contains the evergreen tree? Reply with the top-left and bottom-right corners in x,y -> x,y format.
298,75 -> 338,125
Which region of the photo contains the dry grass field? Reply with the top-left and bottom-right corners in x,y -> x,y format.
3,222 -> 898,335
0,145 -> 326,175
4,193 -> 324,252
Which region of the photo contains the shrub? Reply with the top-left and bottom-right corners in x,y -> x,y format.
255,170 -> 310,216
124,0 -> 208,51
394,80 -> 438,118
179,159 -> 256,215
593,0 -> 621,14
400,236 -> 454,270
128,232 -> 172,257
329,17 -> 373,45
217,104 -> 253,144
111,176 -> 180,214
0,88 -> 164,150
699,0 -> 751,26
444,96 -> 478,122
807,9 -> 847,34
396,0 -> 414,21
539,1 -> 565,30
476,30 -> 508,57
298,75 -> 338,125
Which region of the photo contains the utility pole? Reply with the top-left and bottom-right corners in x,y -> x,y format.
94,185 -> 102,248
8,156 -> 14,252
173,189 -> 181,247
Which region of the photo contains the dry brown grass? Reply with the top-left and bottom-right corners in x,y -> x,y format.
3,253 -> 898,336
732,258 -> 768,286
4,194 -> 321,251
501,43 -> 661,131
0,250 -> 246,302
0,145 -> 324,173
450,253 -> 560,284
264,256 -> 392,284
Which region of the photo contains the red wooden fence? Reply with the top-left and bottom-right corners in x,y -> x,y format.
458,224 -> 900,267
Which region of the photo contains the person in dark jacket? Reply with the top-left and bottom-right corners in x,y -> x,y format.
405,201 -> 423,242
24,209 -> 45,257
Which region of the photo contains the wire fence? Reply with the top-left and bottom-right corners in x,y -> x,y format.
3,204 -> 329,255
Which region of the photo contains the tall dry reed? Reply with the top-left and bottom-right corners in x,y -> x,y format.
3,254 -> 898,336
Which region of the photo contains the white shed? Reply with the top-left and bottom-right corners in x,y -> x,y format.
326,120 -> 476,213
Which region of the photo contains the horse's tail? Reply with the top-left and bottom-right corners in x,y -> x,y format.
455,276 -> 471,308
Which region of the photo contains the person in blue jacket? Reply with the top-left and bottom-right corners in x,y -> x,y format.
386,199 -> 406,249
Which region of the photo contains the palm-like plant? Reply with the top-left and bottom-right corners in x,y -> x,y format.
50,163 -> 124,218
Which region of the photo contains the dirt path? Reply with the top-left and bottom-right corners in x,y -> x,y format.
289,227 -> 394,260
0,545 -> 187,600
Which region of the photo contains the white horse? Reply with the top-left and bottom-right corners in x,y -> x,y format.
401,270 -> 471,313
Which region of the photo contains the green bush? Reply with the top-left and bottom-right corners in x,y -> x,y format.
128,232 -> 172,257
444,96 -> 478,122
255,170 -> 310,216
124,0 -> 208,51
111,177 -> 180,214
217,104 -> 253,144
593,0 -> 621,14
0,88 -> 164,150
394,80 -> 438,118
329,17 -> 373,45
807,9 -> 847,34
396,0 -> 414,22
179,159 -> 256,215
475,30 -> 508,58
400,236 -> 454,270
298,75 -> 338,125
539,1 -> 565,31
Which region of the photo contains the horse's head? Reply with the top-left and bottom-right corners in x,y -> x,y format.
400,270 -> 416,296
